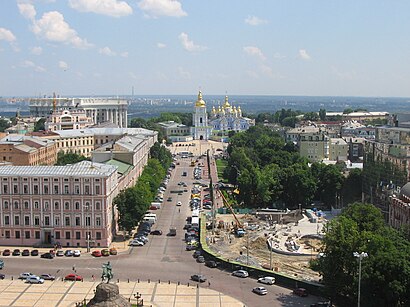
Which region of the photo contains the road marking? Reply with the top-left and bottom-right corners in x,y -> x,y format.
150,282 -> 158,303
55,281 -> 78,307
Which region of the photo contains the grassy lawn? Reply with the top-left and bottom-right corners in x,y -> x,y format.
216,159 -> 228,182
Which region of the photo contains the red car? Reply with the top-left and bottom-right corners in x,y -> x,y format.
2,249 -> 11,256
64,274 -> 83,281
293,288 -> 308,297
92,250 -> 102,257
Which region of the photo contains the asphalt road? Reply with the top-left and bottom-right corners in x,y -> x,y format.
0,155 -> 321,307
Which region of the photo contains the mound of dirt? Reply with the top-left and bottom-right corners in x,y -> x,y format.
249,236 -> 268,250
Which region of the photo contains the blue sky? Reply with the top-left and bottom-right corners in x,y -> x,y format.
1,0 -> 410,97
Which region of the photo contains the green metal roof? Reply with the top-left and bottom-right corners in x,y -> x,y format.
105,159 -> 133,175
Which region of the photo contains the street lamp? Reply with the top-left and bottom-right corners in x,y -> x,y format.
353,252 -> 368,307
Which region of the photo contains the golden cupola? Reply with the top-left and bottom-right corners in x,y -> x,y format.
195,91 -> 206,107
223,95 -> 231,109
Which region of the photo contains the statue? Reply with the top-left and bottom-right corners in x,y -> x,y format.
101,261 -> 113,283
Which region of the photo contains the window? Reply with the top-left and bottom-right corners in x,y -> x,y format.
5,230 -> 10,239
44,185 -> 49,194
65,216 -> 70,226
44,216 -> 50,226
65,232 -> 71,239
95,202 -> 101,210
34,216 -> 40,226
15,231 -> 20,239
4,201 -> 8,209
54,202 -> 59,210
95,186 -> 100,195
76,232 -> 81,240
86,216 -> 91,226
65,202 -> 70,210
3,184 -> 8,194
44,202 -> 49,211
55,216 -> 60,226
24,201 -> 29,209
14,201 -> 18,209
13,185 -> 18,194
4,215 -> 9,225
96,232 -> 102,240
14,216 -> 19,225
96,217 -> 101,226
75,217 -> 80,226
54,185 -> 59,194
24,216 -> 30,225
75,202 -> 80,210
64,185 -> 69,194
74,185 -> 80,194
55,232 -> 60,240
34,201 -> 39,210
23,185 -> 28,194
35,231 -> 40,239
33,185 -> 39,194
25,231 -> 30,239
85,185 -> 90,195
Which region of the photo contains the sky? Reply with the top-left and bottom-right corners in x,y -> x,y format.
1,0 -> 410,97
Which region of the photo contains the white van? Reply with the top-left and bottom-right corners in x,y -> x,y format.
258,276 -> 275,285
143,217 -> 156,224
144,214 -> 157,221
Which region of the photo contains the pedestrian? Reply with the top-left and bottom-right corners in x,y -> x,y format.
208,281 -> 210,287
72,265 -> 75,271
92,274 -> 95,281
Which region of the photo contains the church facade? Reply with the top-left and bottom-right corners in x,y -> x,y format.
191,91 -> 254,140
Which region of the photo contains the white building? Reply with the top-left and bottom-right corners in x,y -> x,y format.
191,91 -> 212,140
45,109 -> 94,131
29,97 -> 128,128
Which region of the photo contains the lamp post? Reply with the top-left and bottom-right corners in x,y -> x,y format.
353,252 -> 368,307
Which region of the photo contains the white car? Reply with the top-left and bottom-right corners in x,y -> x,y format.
73,250 -> 81,257
176,201 -> 182,206
129,240 -> 144,246
26,276 -> 44,284
232,270 -> 249,278
258,276 -> 276,285
19,272 -> 35,280
252,287 -> 268,295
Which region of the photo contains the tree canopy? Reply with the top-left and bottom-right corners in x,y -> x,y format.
55,151 -> 88,165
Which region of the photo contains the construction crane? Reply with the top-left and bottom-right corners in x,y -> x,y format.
215,187 -> 245,236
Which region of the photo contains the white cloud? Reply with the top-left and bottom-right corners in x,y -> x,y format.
99,46 -> 116,56
69,0 -> 132,17
17,3 -> 36,21
245,15 -> 267,26
20,60 -> 46,72
178,32 -> 206,52
138,0 -> 187,18
120,51 -> 128,57
31,11 -> 93,49
157,42 -> 166,48
243,46 -> 266,61
0,28 -> 16,42
59,60 -> 68,70
30,46 -> 42,55
299,49 -> 311,60
178,67 -> 191,79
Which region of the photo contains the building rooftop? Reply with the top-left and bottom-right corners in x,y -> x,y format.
157,121 -> 188,129
0,161 -> 117,177
330,138 -> 347,145
105,159 -> 133,175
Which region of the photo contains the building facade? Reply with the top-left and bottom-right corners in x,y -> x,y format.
191,91 -> 212,140
389,183 -> 410,230
29,97 -> 128,128
0,161 -> 118,247
45,109 -> 93,131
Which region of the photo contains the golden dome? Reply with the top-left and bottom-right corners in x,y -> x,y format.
223,95 -> 231,108
195,91 -> 206,107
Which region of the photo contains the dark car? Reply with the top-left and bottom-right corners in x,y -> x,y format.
2,249 -> 11,256
64,250 -> 73,257
205,260 -> 218,268
41,252 -> 54,259
12,249 -> 20,256
193,250 -> 201,258
293,288 -> 308,297
191,274 -> 206,282
150,230 -> 163,235
30,249 -> 39,256
0,273 -> 5,279
186,245 -> 196,251
196,256 -> 205,263
22,249 -> 30,256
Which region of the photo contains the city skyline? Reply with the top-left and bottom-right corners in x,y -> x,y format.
1,0 -> 410,97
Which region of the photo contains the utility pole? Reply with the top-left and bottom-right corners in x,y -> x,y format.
353,252 -> 368,307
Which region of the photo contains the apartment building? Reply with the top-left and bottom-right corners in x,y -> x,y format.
389,183 -> 410,230
0,161 -> 118,247
45,109 -> 93,131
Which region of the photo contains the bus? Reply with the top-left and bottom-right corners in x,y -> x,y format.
191,216 -> 199,227
178,151 -> 190,158
192,209 -> 200,218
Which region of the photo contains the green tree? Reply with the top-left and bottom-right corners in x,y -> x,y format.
0,118 -> 11,132
33,118 -> 46,132
150,142 -> 172,169
319,108 -> 326,121
311,163 -> 344,208
342,168 -> 362,206
55,151 -> 88,165
303,112 -> 319,121
281,116 -> 298,127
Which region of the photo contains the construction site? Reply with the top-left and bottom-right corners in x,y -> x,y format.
205,190 -> 326,282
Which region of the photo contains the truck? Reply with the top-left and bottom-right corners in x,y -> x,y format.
169,227 -> 177,236
235,228 -> 246,237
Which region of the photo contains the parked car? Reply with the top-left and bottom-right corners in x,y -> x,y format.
40,252 -> 54,259
64,274 -> 83,281
92,250 -> 102,257
252,287 -> 268,295
193,250 -> 201,258
19,272 -> 35,279
191,274 -> 206,282
205,260 -> 218,268
186,245 -> 196,251
150,230 -> 163,235
101,249 -> 110,256
135,235 -> 148,243
293,288 -> 308,297
0,273 -> 5,279
203,205 -> 212,210
22,249 -> 30,256
40,274 -> 56,280
73,250 -> 81,257
109,248 -> 118,255
129,240 -> 144,246
176,201 -> 182,206
196,256 -> 205,263
56,250 -> 65,257
26,276 -> 44,284
232,270 -> 249,278
2,249 -> 11,256
64,250 -> 73,257
30,249 -> 39,256
12,249 -> 21,256
258,276 -> 276,285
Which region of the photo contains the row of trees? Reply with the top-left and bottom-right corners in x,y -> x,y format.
225,125 -> 361,209
311,202 -> 410,306
114,143 -> 172,233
